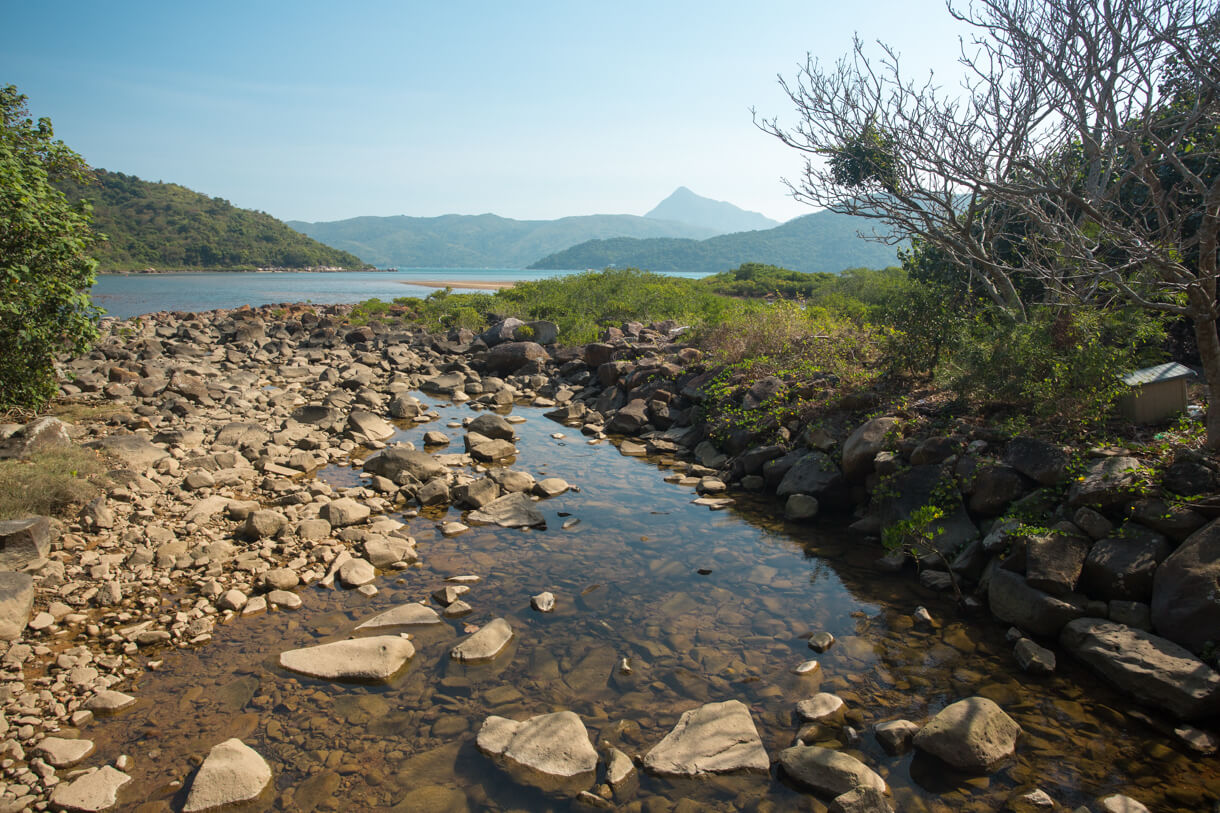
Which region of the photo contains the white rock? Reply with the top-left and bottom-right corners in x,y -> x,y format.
451,617 -> 513,662
279,636 -> 414,681
355,603 -> 442,630
35,737 -> 94,767
643,700 -> 768,776
49,766 -> 131,811
183,738 -> 272,812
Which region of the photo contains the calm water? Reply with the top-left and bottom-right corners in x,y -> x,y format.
90,269 -> 711,319
81,395 -> 1218,812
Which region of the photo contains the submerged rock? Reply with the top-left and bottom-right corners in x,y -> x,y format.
643,699 -> 769,776
476,711 -> 598,795
183,738 -> 272,812
279,636 -> 415,682
451,617 -> 514,662
468,492 -> 546,529
355,602 -> 442,630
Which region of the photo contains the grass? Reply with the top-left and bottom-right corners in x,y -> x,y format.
0,446 -> 110,521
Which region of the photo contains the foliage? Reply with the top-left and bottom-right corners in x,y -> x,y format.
0,445 -> 108,520
829,121 -> 901,193
0,85 -> 102,411
56,169 -> 368,271
881,504 -> 962,599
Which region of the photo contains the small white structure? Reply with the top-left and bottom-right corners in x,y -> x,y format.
1119,362 -> 1195,424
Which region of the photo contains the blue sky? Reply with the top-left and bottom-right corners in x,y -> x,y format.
3,1 -> 969,223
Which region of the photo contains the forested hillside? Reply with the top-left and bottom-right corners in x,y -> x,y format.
59,170 -> 369,271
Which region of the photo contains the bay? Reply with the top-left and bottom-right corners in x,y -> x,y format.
90,267 -> 710,319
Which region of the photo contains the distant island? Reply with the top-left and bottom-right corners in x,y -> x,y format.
529,208 -> 903,274
58,169 -> 371,273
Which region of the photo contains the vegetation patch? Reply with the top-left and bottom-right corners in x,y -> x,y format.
0,446 -> 108,521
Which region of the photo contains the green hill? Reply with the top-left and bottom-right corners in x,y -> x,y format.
59,170 -> 369,272
529,209 -> 902,273
287,212 -> 717,268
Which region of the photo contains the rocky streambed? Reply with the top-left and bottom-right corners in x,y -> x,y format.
0,305 -> 1216,811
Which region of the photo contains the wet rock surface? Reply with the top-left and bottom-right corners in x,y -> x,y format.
643,699 -> 769,776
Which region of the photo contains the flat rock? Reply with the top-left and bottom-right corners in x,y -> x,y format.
84,689 -> 136,714
533,477 -> 570,498
267,590 -> 302,610
988,569 -> 1086,636
87,434 -> 169,470
36,736 -> 94,767
476,711 -> 597,795
468,492 -> 546,529
1059,618 -> 1220,719
913,697 -> 1021,772
319,497 -> 371,528
451,617 -> 513,662
796,693 -> 846,723
778,744 -> 888,796
643,699 -> 769,776
356,602 -> 442,630
183,738 -> 272,812
49,765 -> 131,812
338,558 -> 376,588
279,636 -> 415,682
1067,456 -> 1142,509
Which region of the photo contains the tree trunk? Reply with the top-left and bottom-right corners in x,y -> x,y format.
1192,313 -> 1220,450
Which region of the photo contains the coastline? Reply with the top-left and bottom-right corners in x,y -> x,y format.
404,279 -> 517,290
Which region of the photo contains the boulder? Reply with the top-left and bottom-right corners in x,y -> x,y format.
521,320 -> 559,345
468,492 -> 546,529
49,766 -> 131,812
1151,518 -> 1220,653
356,603 -> 441,630
1024,532 -> 1089,596
468,413 -> 516,441
485,341 -> 547,374
877,464 -> 978,556
1082,529 -> 1171,602
451,617 -> 514,662
1067,456 -> 1142,510
988,568 -> 1087,636
347,410 -> 395,442
480,317 -> 526,347
35,736 -> 94,768
606,399 -> 651,435
0,416 -> 73,459
777,452 -> 846,501
912,697 -> 1021,772
778,744 -> 888,796
842,417 -> 899,480
0,572 -> 34,641
1014,638 -> 1056,674
363,446 -> 446,483
1059,618 -> 1220,719
388,393 -> 423,419
968,466 -> 1031,516
364,537 -> 417,568
291,404 -> 343,426
183,739 -> 272,812
642,699 -> 769,776
832,787 -> 895,813
476,711 -> 597,795
1003,436 -> 1069,485
453,477 -> 500,509
279,636 -> 415,682
319,497 -> 371,528
337,558 -> 376,588
470,438 -> 517,463
241,510 -> 288,540
0,516 -> 52,569
87,434 -> 168,470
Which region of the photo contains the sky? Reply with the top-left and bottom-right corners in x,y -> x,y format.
2,1 -> 972,224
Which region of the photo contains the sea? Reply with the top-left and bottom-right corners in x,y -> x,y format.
89,268 -> 710,319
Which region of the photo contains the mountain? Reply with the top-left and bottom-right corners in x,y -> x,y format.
529,209 -> 902,274
287,213 -> 717,269
57,170 -> 368,272
645,186 -> 779,233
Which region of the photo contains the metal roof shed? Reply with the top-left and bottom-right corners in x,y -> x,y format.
1119,362 -> 1196,424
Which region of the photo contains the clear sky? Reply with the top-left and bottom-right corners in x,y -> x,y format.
3,1 -> 970,224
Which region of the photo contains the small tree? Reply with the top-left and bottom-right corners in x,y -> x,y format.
0,85 -> 100,411
757,0 -> 1220,448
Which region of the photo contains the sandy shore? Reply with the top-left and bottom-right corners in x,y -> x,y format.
402,279 -> 517,290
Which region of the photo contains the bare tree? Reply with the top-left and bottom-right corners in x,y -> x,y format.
757,0 -> 1220,447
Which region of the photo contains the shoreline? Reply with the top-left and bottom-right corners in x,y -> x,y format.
402,279 -> 517,290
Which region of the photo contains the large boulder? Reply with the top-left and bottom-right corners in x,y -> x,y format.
988,568 -> 1087,636
876,464 -> 978,557
776,452 -> 847,501
485,341 -> 547,374
1151,519 -> 1220,653
0,516 -> 53,569
0,572 -> 35,641
1003,436 -> 1069,485
778,745 -> 887,797
476,711 -> 597,795
480,318 -> 526,347
1024,532 -> 1089,596
0,417 -> 73,459
606,400 -> 650,436
842,417 -> 899,480
279,637 -> 415,682
467,413 -> 515,441
1067,456 -> 1142,510
967,465 -> 1031,516
1082,528 -> 1172,602
363,446 -> 446,484
1060,618 -> 1220,720
347,410 -> 395,442
643,700 -> 769,776
912,697 -> 1021,773
183,739 -> 272,812
318,498 -> 370,528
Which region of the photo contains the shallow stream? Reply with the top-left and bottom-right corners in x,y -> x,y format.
84,396 -> 1218,811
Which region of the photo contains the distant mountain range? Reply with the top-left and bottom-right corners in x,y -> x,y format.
286,212 -> 717,269
645,186 -> 778,233
530,209 -> 902,274
58,170 -> 368,272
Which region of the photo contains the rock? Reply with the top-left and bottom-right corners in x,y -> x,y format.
0,516 -> 52,569
785,494 -> 820,520
242,510 -> 287,540
468,413 -> 516,440
832,787 -> 895,813
605,746 -> 637,796
1150,518 -> 1220,653
531,592 -> 556,612
470,438 -> 517,462
217,589 -> 248,612
0,416 -> 73,459
423,430 -> 450,446
842,417 -> 899,480
1082,529 -> 1171,602
796,693 -> 845,723
319,498 -> 371,528
49,765 -> 131,812
1003,436 -> 1069,485
262,568 -> 299,591
267,590 -> 302,610
877,464 -> 978,556
416,477 -> 451,505
776,452 -> 845,500
1067,456 -> 1142,510
292,404 -> 343,426
84,689 -> 136,713
356,602 -> 442,630
0,572 -> 35,641
642,699 -> 769,776
86,434 -> 169,469
988,568 -> 1087,636
968,465 -> 1030,516
874,720 -> 919,754
347,410 -> 395,441
35,736 -> 94,767
183,738 -> 273,812
808,631 -> 835,652
912,697 -> 1021,772
476,711 -> 597,794
363,446 -> 446,483
1013,638 -> 1056,674
1074,507 -> 1114,540
1098,794 -> 1151,813
451,617 -> 513,662
778,744 -> 888,796
533,478 -> 570,498
485,341 -> 547,374
468,492 -> 546,529
338,558 -> 376,588
1025,532 -> 1089,596
279,636 -> 415,681
606,400 -> 650,435
365,537 -> 417,568
1059,618 -> 1220,719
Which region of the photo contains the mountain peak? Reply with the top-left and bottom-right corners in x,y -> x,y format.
645,187 -> 779,235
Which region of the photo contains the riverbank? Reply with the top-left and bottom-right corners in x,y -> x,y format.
0,304 -> 1214,810
403,280 -> 516,290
